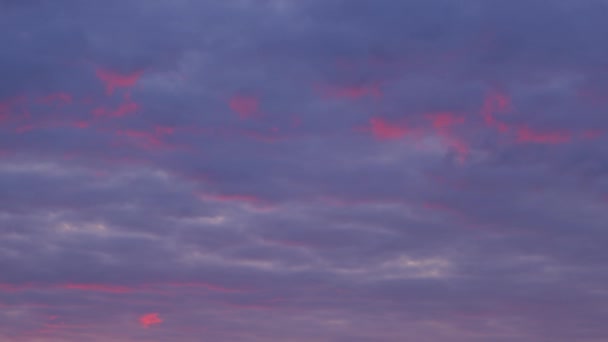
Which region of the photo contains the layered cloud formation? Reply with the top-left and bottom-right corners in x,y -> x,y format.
2,1 -> 608,341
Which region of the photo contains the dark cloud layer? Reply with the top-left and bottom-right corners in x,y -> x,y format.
1,1 -> 608,341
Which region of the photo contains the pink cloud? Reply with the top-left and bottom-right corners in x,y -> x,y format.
95,67 -> 143,95
480,89 -> 512,133
112,100 -> 140,117
70,120 -> 91,129
516,126 -> 572,145
139,313 -> 163,328
425,112 -> 465,132
113,126 -> 184,152
582,129 -> 604,140
425,112 -> 469,162
368,117 -> 411,140
92,97 -> 140,118
229,94 -> 259,119
445,137 -> 470,162
316,83 -> 382,100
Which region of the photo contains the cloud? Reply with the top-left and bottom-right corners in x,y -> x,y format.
139,313 -> 162,328
1,0 -> 608,341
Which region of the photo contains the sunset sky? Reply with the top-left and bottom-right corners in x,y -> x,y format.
2,1 -> 608,341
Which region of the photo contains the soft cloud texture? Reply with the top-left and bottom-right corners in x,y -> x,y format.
1,1 -> 608,341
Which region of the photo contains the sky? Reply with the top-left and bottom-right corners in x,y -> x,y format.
1,0 -> 608,341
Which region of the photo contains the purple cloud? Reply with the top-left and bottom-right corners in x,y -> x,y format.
1,1 -> 608,341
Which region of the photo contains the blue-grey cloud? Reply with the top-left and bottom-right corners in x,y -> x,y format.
1,1 -> 608,341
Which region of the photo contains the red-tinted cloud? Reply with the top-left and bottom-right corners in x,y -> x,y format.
70,120 -> 91,129
368,117 -> 410,140
139,313 -> 163,328
95,67 -> 144,95
229,94 -> 259,119
425,112 -> 469,161
479,90 -> 592,146
115,126 -> 176,151
480,89 -> 511,133
112,100 -> 140,117
92,97 -> 140,118
426,112 -> 465,132
516,126 -> 572,145
445,138 -> 470,162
